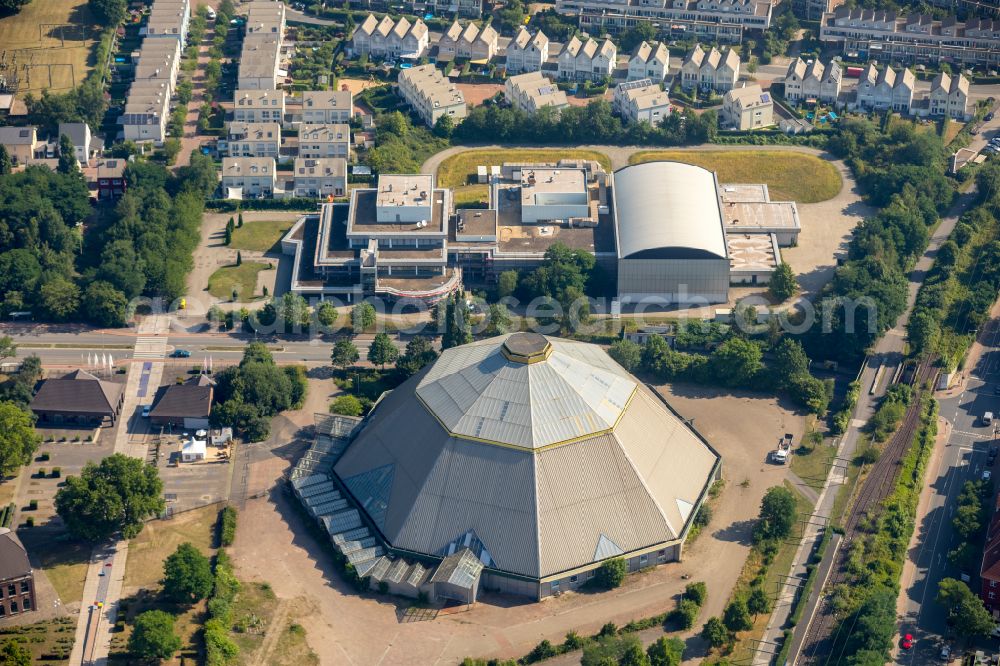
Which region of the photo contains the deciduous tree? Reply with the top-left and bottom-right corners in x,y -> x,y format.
55,454 -> 165,541
162,542 -> 213,603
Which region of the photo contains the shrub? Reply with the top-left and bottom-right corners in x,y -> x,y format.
330,394 -> 364,417
594,557 -> 627,589
51,467 -> 61,478
524,639 -> 558,663
669,598 -> 700,629
218,506 -> 237,547
28,500 -> 37,511
683,581 -> 708,606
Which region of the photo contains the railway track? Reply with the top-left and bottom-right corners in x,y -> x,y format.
798,358 -> 938,665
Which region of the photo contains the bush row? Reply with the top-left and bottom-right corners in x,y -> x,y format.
205,550 -> 241,666
218,506 -> 237,547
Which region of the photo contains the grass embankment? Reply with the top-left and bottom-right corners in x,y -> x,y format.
125,506 -> 218,589
437,149 -> 613,207
790,429 -> 837,492
0,0 -> 97,92
230,220 -> 295,253
208,262 -> 270,300
628,150 -> 842,203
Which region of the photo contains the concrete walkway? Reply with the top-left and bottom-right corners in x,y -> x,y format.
67,316 -> 171,666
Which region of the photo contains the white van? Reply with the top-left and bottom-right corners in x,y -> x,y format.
206,6 -> 216,20
984,411 -> 994,426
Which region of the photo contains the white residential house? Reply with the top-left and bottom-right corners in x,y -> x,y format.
929,72 -> 970,119
627,41 -> 670,82
233,89 -> 286,124
505,71 -> 569,114
557,37 -> 616,82
614,79 -> 673,124
298,124 -> 351,160
226,122 -> 281,158
351,14 -> 429,59
722,83 -> 774,130
57,122 -> 93,167
856,62 -> 879,109
436,20 -> 499,61
397,64 -> 468,127
302,90 -> 354,124
505,28 -> 549,74
221,157 -> 277,198
680,44 -> 740,92
293,157 -> 347,198
783,58 -> 842,104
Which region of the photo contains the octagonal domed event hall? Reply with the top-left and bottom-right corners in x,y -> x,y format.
326,332 -> 721,600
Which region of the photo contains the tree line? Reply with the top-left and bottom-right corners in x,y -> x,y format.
452,100 -> 718,149
0,153 -> 215,326
803,117 -> 954,364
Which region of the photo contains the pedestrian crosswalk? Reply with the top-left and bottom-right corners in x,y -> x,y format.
133,336 -> 167,359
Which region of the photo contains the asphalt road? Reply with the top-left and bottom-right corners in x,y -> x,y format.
896,319 -> 1000,665
0,327 -> 410,367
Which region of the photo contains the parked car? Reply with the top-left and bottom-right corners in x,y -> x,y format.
984,411 -> 994,426
984,470 -> 992,482
986,112 -> 995,121
901,633 -> 914,650
939,644 -> 951,661
170,349 -> 191,358
141,405 -> 151,418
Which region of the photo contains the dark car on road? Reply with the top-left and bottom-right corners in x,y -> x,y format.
170,349 -> 191,358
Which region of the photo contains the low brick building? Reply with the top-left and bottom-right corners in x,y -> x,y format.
0,529 -> 36,619
149,375 -> 214,430
29,369 -> 125,427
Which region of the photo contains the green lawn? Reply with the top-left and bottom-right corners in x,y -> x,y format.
628,150 -> 842,203
789,434 -> 837,491
207,262 -> 269,301
18,530 -> 91,607
436,149 -> 613,190
124,505 -> 217,589
230,220 -> 295,253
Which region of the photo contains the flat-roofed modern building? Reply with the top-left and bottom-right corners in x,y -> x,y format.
329,332 -> 721,600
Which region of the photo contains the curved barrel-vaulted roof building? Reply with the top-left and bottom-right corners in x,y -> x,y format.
613,161 -> 731,305
333,332 -> 721,599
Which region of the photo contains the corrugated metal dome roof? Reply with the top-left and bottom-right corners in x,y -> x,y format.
613,161 -> 728,260
333,334 -> 721,579
416,333 -> 637,450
